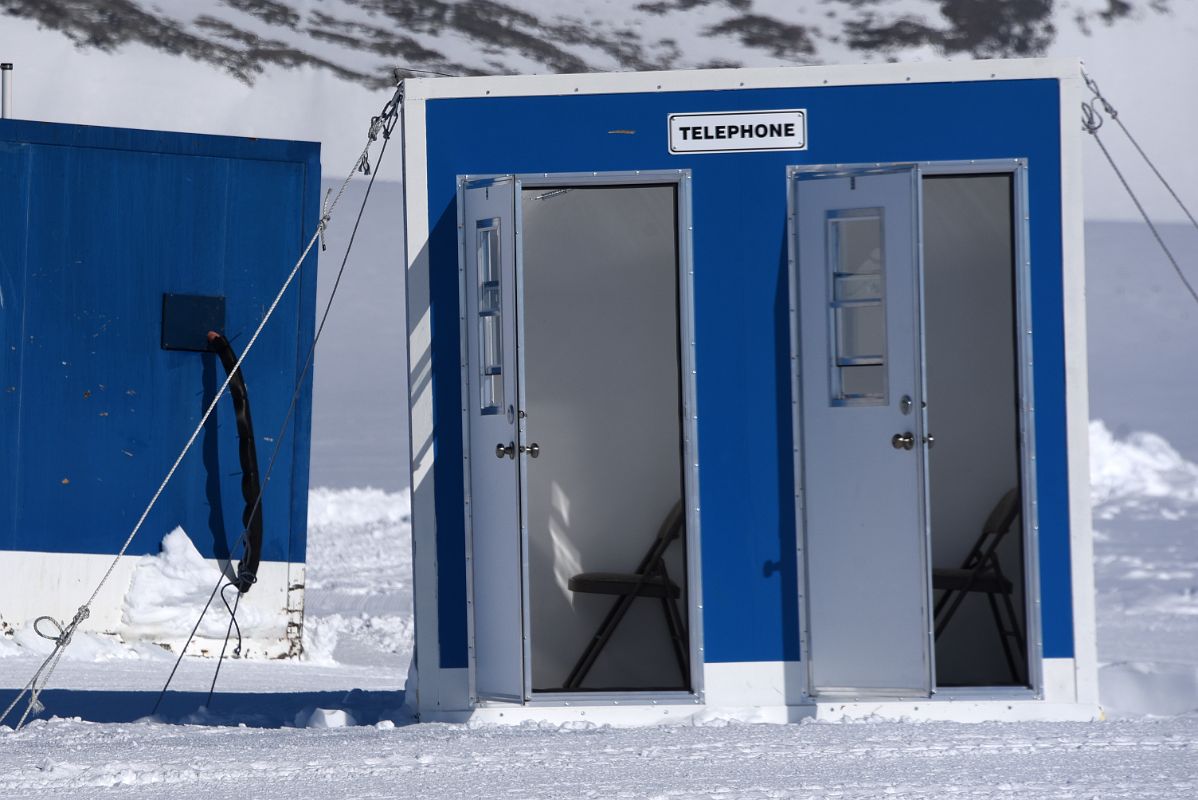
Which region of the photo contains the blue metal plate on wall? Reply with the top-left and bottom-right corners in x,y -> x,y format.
161,293 -> 227,352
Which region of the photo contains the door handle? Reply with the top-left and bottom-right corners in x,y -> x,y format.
495,442 -> 515,459
923,434 -> 935,448
891,432 -> 915,451
521,443 -> 540,458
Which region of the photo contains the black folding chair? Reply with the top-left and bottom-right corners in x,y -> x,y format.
563,501 -> 688,690
932,487 -> 1027,684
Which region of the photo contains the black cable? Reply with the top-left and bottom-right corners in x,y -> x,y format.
207,583 -> 243,707
207,331 -> 263,594
150,532 -> 245,717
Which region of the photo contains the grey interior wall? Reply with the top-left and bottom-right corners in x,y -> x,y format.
520,185 -> 687,691
922,175 -> 1027,686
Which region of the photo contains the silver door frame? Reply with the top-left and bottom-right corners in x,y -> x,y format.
459,169 -> 705,706
787,159 -> 1042,701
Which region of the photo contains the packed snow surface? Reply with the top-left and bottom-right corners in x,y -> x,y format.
1,716 -> 1195,799
1,422 -> 1198,796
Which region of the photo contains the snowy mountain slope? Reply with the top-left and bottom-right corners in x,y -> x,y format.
0,0 -> 1174,83
3,1 -> 1198,220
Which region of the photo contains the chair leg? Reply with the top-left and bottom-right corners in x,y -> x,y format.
659,597 -> 689,685
932,588 -> 954,640
564,591 -> 640,690
935,587 -> 972,639
987,592 -> 1021,684
999,588 -> 1027,661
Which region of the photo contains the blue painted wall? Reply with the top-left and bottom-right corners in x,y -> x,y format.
0,120 -> 320,566
422,78 -> 1073,668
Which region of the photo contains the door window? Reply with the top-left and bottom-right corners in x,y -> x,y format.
828,209 -> 886,403
477,218 -> 505,415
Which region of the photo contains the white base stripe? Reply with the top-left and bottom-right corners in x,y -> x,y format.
0,550 -> 302,656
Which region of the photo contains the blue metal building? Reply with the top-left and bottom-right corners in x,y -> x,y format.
400,58 -> 1099,722
0,120 -> 320,653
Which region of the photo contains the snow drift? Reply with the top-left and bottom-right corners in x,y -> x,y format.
118,528 -> 285,643
1090,419 -> 1198,519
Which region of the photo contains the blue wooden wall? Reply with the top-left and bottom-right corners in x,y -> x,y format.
0,120 -> 320,566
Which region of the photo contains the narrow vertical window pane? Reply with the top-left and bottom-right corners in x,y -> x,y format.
478,220 -> 503,414
840,365 -> 885,398
835,304 -> 885,362
828,209 -> 886,403
836,216 -> 883,274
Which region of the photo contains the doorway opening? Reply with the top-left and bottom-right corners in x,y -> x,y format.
791,163 -> 1035,700
519,183 -> 692,694
922,174 -> 1029,688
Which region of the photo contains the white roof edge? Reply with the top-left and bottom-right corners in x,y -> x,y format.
403,57 -> 1082,102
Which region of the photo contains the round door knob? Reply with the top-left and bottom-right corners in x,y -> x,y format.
923,434 -> 935,448
495,442 -> 515,459
891,432 -> 915,451
521,443 -> 540,458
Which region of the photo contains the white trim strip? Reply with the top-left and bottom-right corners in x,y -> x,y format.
404,58 -> 1081,102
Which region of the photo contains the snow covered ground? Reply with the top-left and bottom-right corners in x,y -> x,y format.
1,420 -> 1197,797
2,714 -> 1195,798
0,220 -> 1197,795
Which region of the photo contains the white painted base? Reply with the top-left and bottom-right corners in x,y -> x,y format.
413,658 -> 1098,725
0,550 -> 303,657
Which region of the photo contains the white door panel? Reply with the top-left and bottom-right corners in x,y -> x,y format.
462,176 -> 525,702
794,168 -> 933,697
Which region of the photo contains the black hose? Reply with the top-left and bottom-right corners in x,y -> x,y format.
207,331 -> 262,594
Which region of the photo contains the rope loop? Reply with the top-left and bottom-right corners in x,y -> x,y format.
1083,70 -> 1118,120
32,606 -> 89,647
32,616 -> 64,644
1081,101 -> 1103,134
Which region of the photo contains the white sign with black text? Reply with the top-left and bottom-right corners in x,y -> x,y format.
668,109 -> 808,154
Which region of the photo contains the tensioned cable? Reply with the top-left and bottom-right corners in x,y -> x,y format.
1084,71 -> 1198,235
153,113 -> 399,716
2,79 -> 404,732
1081,75 -> 1198,308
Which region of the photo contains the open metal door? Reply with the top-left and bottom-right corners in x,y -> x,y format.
461,175 -> 526,702
792,167 -> 934,697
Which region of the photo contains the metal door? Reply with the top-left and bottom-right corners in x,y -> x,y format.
461,175 -> 526,701
792,167 -> 933,697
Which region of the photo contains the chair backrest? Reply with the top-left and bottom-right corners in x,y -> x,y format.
659,501 -> 685,543
983,488 -> 1021,540
635,500 -> 686,574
